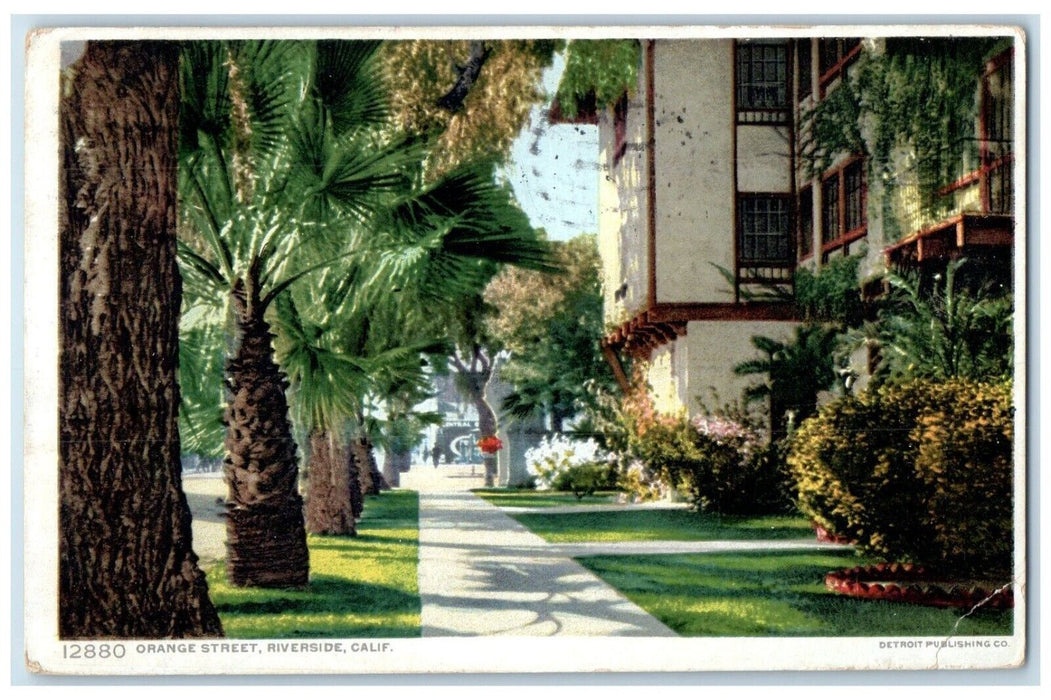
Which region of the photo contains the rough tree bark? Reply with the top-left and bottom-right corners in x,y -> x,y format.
223,273 -> 309,587
59,41 -> 223,638
350,435 -> 388,496
347,442 -> 365,521
305,430 -> 356,536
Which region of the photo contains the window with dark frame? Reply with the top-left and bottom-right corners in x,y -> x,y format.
796,38 -> 812,102
820,157 -> 867,255
735,40 -> 790,124
818,37 -> 862,95
799,186 -> 814,259
738,195 -> 792,263
845,160 -> 865,233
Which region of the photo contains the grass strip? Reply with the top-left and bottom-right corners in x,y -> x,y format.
577,550 -> 1013,637
206,490 -> 420,638
509,508 -> 814,543
472,488 -> 621,508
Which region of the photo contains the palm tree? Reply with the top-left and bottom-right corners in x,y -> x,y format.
734,324 -> 841,439
277,163 -> 556,524
871,259 -> 1013,384
179,40 -> 556,568
177,40 -> 425,587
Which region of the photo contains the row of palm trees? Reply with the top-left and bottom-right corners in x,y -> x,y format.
176,40 -> 557,586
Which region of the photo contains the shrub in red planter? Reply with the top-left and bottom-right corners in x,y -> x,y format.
789,378 -> 1013,577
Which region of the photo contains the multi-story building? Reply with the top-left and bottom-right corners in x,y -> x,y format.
564,34 -> 1018,420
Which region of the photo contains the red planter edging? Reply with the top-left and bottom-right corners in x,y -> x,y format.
825,563 -> 1014,609
813,523 -> 853,545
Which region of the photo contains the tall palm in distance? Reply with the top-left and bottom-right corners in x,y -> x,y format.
178,39 -> 557,580
178,40 -> 428,587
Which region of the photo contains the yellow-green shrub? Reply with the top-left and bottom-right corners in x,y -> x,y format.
788,379 -> 1014,575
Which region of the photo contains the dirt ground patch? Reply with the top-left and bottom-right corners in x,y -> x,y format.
183,475 -> 227,565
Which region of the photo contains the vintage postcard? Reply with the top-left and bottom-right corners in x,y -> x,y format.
22,23 -> 1026,675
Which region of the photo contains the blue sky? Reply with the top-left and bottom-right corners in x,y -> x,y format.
501,53 -> 600,242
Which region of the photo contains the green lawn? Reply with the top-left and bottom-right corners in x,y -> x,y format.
205,490 -> 420,638
577,550 -> 1013,637
509,508 -> 815,543
472,488 -> 621,508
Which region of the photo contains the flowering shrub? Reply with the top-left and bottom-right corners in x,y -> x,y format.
584,365 -> 791,513
644,412 -> 789,514
525,434 -> 616,498
788,378 -> 1013,576
477,435 -> 503,454
618,460 -> 669,503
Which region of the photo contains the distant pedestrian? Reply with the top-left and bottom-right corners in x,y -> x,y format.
431,444 -> 441,468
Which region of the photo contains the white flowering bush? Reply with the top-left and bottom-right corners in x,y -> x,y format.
525,434 -> 615,498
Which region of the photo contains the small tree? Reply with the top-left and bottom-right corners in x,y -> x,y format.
734,324 -> 841,439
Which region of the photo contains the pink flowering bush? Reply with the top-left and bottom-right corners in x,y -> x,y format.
632,408 -> 790,514
586,365 -> 791,513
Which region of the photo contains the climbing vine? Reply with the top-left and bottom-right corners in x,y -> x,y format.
803,37 -> 1012,241
555,39 -> 641,119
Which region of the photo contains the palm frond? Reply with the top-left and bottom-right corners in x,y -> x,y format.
315,40 -> 388,133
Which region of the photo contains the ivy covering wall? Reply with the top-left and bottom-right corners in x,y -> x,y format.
554,39 -> 641,119
803,37 -> 1012,242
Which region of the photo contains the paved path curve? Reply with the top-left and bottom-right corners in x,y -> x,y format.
417,488 -> 678,637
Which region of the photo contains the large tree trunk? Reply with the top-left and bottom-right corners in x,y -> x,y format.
59,41 -> 222,638
475,395 -> 498,488
461,369 -> 498,487
305,430 -> 356,536
223,276 -> 309,587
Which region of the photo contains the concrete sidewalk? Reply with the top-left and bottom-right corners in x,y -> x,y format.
417,489 -> 678,637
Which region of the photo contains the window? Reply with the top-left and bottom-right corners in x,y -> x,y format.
818,37 -> 862,95
738,195 -> 792,263
845,160 -> 865,232
821,176 -> 839,247
736,41 -> 790,123
820,158 -> 867,256
796,38 -> 812,102
798,186 -> 814,259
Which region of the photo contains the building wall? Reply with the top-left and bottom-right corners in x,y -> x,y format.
685,320 -> 797,420
642,320 -> 797,422
652,39 -> 736,304
736,125 -> 792,193
598,57 -> 651,327
647,340 -> 689,415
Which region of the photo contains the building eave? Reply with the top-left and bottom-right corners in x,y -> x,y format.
884,212 -> 1014,267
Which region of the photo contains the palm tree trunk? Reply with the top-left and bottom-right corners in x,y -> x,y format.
368,439 -> 390,491
347,440 -> 365,520
382,446 -> 401,488
59,41 -> 222,637
351,436 -> 375,497
223,277 -> 309,587
305,430 -> 356,536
